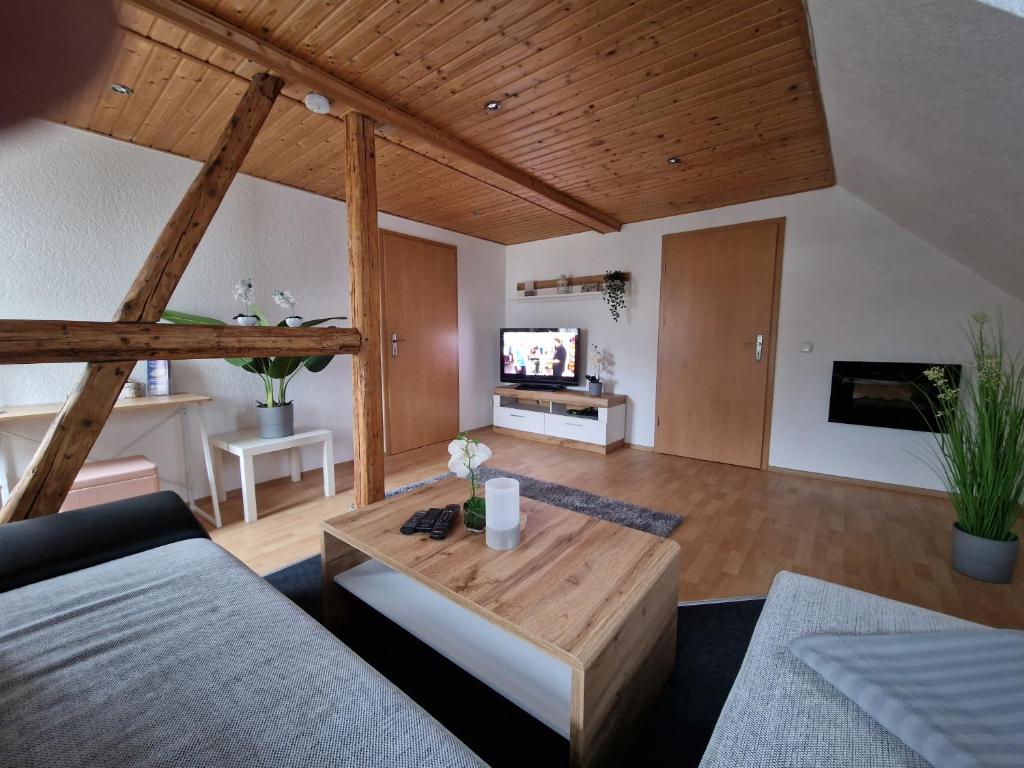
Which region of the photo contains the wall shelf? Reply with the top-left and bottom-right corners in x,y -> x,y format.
512,272 -> 631,301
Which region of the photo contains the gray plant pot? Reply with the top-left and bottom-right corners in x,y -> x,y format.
257,403 -> 294,439
588,380 -> 603,396
952,523 -> 1019,583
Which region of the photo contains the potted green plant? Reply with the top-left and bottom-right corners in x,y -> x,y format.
448,433 -> 491,532
602,270 -> 628,322
920,313 -> 1024,583
164,282 -> 345,439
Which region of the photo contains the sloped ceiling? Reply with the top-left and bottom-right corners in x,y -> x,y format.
805,0 -> 1024,301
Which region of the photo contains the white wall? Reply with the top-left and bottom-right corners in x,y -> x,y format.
0,121 -> 504,500
506,186 -> 1024,490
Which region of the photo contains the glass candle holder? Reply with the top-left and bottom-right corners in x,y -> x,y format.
484,477 -> 520,550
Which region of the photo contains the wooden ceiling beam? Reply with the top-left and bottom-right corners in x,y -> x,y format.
0,321 -> 359,365
124,0 -> 622,235
0,72 -> 283,524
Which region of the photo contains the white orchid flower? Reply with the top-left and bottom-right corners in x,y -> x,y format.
448,435 -> 491,497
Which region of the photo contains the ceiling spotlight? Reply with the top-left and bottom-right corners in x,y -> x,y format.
304,92 -> 332,114
667,156 -> 682,166
484,99 -> 502,113
109,83 -> 134,96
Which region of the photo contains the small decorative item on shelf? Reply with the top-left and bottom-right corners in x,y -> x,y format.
586,343 -> 605,396
556,274 -> 570,294
233,278 -> 259,325
919,313 -> 1024,583
119,380 -> 145,399
146,360 -> 170,396
580,282 -> 602,293
273,289 -> 303,327
602,270 -> 628,322
164,280 -> 346,439
448,433 -> 491,531
484,477 -> 521,550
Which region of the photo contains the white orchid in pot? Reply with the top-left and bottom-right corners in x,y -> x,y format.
448,433 -> 491,531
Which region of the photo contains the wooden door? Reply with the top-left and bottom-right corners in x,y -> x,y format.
380,230 -> 459,455
655,219 -> 783,468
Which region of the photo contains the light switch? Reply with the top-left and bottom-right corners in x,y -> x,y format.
800,342 -> 814,353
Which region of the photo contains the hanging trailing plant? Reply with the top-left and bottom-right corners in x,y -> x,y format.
602,270 -> 628,322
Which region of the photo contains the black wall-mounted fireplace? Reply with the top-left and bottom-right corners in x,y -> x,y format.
828,361 -> 961,432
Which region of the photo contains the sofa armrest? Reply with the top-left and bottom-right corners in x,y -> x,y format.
0,491 -> 209,594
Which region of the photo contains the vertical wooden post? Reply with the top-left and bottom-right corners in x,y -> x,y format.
345,112 -> 385,507
0,73 -> 283,524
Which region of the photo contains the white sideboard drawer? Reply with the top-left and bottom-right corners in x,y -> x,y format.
494,407 -> 546,433
544,414 -> 606,444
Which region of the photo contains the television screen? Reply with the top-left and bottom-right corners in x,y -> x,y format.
501,328 -> 579,385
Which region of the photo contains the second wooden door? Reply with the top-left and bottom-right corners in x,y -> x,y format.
380,230 -> 459,455
654,219 -> 783,468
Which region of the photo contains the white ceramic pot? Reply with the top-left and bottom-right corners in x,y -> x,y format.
235,315 -> 259,326
285,316 -> 303,327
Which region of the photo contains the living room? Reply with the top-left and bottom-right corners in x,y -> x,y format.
2,1 -> 1023,767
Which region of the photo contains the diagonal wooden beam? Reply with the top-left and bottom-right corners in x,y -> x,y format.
124,0 -> 622,235
0,72 -> 283,524
345,112 -> 385,507
0,321 -> 359,364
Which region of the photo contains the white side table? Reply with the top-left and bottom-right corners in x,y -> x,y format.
205,427 -> 335,524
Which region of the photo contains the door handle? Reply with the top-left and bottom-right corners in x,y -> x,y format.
390,332 -> 407,358
754,334 -> 764,363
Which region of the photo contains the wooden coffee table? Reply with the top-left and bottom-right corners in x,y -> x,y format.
321,477 -> 679,767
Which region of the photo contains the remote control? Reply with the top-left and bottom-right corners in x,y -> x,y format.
415,508 -> 442,533
400,511 -> 424,535
429,507 -> 457,539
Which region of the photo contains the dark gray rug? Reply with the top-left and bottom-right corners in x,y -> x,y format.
385,466 -> 682,537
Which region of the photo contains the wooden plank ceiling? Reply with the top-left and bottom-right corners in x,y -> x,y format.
46,0 -> 834,245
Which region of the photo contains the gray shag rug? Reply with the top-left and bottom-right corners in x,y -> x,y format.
386,466 -> 682,537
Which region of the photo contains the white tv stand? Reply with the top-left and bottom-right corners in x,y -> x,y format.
492,386 -> 626,454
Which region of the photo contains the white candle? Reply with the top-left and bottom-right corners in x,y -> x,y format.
485,477 -> 520,550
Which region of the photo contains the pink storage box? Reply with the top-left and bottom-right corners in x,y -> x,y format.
60,455 -> 160,512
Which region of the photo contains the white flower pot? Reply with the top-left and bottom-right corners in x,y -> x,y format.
235,315 -> 258,326
285,316 -> 303,327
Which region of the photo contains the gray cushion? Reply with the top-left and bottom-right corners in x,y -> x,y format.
699,571 -> 979,768
0,539 -> 484,768
791,630 -> 1024,768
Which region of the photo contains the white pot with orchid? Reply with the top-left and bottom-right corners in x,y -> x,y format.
273,289 -> 303,327
586,343 -> 605,396
448,433 -> 492,531
233,278 -> 258,325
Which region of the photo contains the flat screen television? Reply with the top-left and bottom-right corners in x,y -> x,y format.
500,327 -> 580,389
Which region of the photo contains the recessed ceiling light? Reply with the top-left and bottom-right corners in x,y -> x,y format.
304,92 -> 332,114
667,156 -> 682,166
109,83 -> 133,96
484,100 -> 502,113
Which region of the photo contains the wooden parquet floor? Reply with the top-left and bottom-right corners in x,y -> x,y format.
199,428 -> 1024,628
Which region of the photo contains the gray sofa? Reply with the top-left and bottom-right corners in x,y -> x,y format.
0,494 -> 484,768
699,571 -> 979,768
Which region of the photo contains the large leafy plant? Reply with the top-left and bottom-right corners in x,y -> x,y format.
162,306 -> 345,408
921,313 -> 1024,542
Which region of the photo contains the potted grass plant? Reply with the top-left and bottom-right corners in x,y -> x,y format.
164,281 -> 345,439
920,313 -> 1024,583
